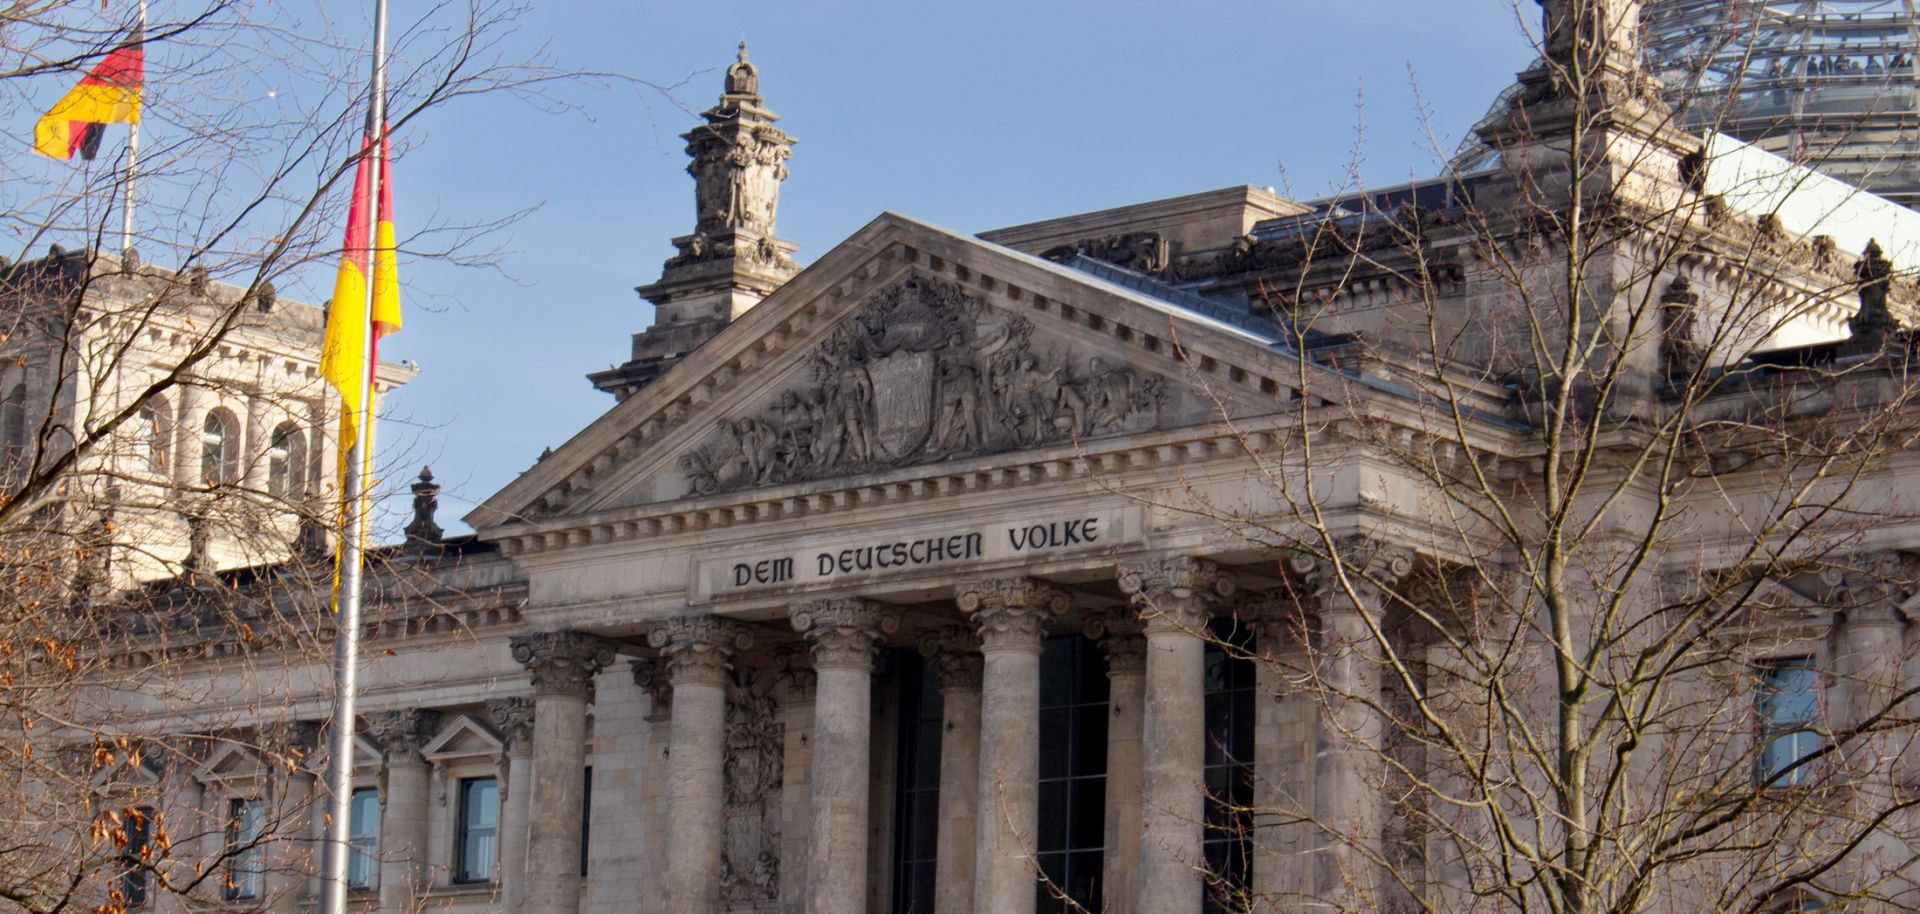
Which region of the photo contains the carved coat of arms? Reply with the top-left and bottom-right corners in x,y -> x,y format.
681,275 -> 1164,496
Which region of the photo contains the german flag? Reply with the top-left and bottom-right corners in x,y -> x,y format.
320,134 -> 402,487
33,24 -> 144,160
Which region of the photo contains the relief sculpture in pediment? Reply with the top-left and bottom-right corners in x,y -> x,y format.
681,275 -> 1164,495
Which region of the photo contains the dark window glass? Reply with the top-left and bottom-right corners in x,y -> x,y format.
1758,658 -> 1820,787
119,806 -> 153,907
224,798 -> 264,901
455,777 -> 498,883
1036,635 -> 1107,914
347,787 -> 379,890
891,652 -> 944,914
1203,619 -> 1257,913
581,766 -> 592,877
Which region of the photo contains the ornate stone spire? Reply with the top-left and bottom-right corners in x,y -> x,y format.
591,43 -> 801,400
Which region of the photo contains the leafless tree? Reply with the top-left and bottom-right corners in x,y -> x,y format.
1122,2 -> 1920,913
0,4 -> 656,913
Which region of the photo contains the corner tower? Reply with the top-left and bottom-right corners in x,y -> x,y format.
591,43 -> 800,399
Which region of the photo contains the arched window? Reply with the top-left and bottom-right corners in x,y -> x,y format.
135,398 -> 167,473
267,422 -> 304,497
1,383 -> 27,460
200,410 -> 239,485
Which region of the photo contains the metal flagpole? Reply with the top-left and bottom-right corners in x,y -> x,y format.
121,0 -> 145,256
320,2 -> 388,914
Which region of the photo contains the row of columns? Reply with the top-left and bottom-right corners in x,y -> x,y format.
502,552 -> 1409,914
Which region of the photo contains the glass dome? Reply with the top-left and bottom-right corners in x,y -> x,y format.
1643,0 -> 1920,206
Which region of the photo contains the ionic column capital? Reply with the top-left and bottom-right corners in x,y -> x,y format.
1239,591 -> 1315,650
1286,541 -> 1415,613
956,577 -> 1068,652
368,709 -> 441,764
919,625 -> 984,692
511,630 -> 618,699
791,597 -> 900,672
773,644 -> 818,705
630,657 -> 674,710
486,697 -> 535,751
1117,556 -> 1234,634
1083,606 -> 1147,676
647,615 -> 754,686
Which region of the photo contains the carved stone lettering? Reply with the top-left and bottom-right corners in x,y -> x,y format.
680,275 -> 1164,495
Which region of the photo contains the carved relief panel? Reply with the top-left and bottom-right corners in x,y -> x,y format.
720,663 -> 783,912
680,275 -> 1167,495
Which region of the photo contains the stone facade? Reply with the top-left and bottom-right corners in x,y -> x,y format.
53,7 -> 1920,914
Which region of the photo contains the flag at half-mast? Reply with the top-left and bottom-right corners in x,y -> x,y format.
320,134 -> 402,489
33,19 -> 144,160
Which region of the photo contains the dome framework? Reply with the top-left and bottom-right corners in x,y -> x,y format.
1644,0 -> 1920,206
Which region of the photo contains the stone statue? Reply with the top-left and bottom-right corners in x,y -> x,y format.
679,275 -> 1165,495
404,466 -> 443,546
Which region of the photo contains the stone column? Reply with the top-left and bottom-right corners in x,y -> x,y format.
269,722 -> 322,914
511,632 -> 617,914
1118,557 -> 1234,914
920,626 -> 984,914
486,698 -> 536,913
1084,608 -> 1147,914
1244,593 -> 1318,909
1293,546 -> 1411,912
630,660 -> 674,914
789,598 -> 899,914
243,394 -> 272,491
370,710 -> 440,914
647,615 -> 754,914
171,384 -> 205,488
773,649 -> 817,914
956,578 -> 1067,914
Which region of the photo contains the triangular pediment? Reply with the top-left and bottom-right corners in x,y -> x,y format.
469,214 -> 1294,530
421,714 -> 503,763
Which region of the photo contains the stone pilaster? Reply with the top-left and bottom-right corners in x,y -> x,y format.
1242,592 -> 1318,910
630,659 -> 675,914
1084,608 -> 1148,914
774,647 -> 817,914
1290,545 -> 1412,911
510,632 -> 616,914
648,615 -> 754,914
920,626 -> 984,914
791,598 -> 899,914
369,710 -> 439,914
956,577 -> 1067,914
486,697 -> 535,914
1117,557 -> 1234,914
269,721 -> 322,914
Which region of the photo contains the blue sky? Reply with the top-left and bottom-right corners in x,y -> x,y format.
346,1 -> 1540,534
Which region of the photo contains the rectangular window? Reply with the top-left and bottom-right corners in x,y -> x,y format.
1203,620 -> 1257,914
581,767 -> 592,877
1758,658 -> 1820,787
455,777 -> 499,883
224,798 -> 264,901
890,652 -> 944,914
119,807 -> 154,908
347,787 -> 379,890
1036,635 -> 1109,914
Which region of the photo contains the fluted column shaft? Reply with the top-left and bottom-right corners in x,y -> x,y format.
1119,558 -> 1234,914
1084,609 -> 1147,914
922,627 -> 984,914
648,616 -> 753,914
512,632 -> 616,914
792,599 -> 899,914
486,698 -> 535,913
958,578 -> 1067,914
373,711 -> 439,914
